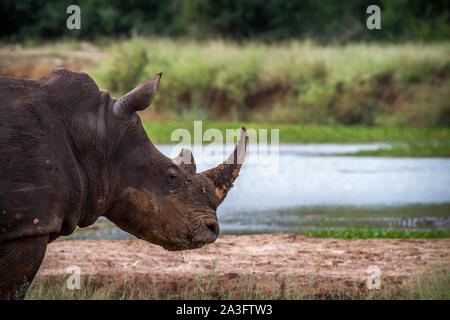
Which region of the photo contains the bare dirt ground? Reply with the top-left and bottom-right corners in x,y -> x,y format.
0,44 -> 102,79
36,234 -> 450,296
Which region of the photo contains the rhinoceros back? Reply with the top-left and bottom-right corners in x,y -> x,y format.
0,76 -> 82,243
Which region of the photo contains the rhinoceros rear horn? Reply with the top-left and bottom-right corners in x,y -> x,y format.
172,148 -> 196,175
201,127 -> 248,204
113,72 -> 162,117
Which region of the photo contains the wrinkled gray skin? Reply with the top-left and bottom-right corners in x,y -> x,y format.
0,68 -> 248,299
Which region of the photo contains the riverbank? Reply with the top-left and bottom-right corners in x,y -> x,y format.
29,235 -> 450,299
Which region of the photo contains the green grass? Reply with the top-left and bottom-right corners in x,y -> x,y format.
143,121 -> 450,143
26,266 -> 450,300
342,141 -> 450,157
303,226 -> 450,239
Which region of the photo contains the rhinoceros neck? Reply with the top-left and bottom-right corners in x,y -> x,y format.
65,111 -> 121,228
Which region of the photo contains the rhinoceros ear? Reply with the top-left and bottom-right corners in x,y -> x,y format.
172,148 -> 196,175
113,72 -> 162,117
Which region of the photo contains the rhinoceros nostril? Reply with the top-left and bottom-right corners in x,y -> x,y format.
205,220 -> 219,238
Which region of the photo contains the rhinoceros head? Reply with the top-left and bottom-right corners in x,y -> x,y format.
104,73 -> 248,251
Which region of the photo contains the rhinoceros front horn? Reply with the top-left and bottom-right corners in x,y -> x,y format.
201,127 -> 248,204
113,72 -> 162,117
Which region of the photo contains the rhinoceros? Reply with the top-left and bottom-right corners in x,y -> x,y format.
0,68 -> 248,299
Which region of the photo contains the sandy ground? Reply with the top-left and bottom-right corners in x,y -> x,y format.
36,234 -> 450,294
0,45 -> 103,79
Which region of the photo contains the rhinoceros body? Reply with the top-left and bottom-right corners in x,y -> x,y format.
0,69 -> 247,299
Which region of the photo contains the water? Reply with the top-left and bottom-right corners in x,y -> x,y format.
70,143 -> 450,239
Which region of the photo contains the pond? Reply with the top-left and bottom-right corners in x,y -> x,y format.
70,143 -> 450,239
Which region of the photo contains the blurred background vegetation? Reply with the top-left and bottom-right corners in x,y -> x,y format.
0,0 -> 449,128
1,0 -> 449,42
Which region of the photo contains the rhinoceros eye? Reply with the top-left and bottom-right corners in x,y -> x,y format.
167,167 -> 180,189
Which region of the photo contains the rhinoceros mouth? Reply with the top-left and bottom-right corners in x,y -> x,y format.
161,239 -> 204,251
158,220 -> 219,251
190,218 -> 219,244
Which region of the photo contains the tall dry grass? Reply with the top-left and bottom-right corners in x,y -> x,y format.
26,265 -> 450,300
93,38 -> 450,126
